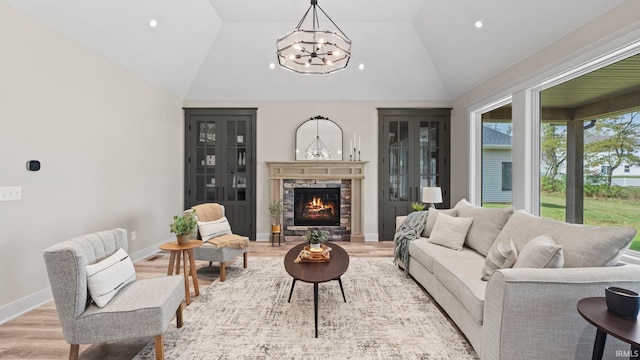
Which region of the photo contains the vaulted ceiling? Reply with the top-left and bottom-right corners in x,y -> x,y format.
1,0 -> 627,101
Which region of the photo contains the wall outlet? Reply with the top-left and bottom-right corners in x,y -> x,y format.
131,231 -> 137,241
0,187 -> 22,201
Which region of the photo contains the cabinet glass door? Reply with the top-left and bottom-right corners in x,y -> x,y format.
388,120 -> 411,202
225,119 -> 247,201
419,120 -> 440,189
195,118 -> 220,202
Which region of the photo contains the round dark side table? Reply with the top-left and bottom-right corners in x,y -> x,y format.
577,297 -> 640,360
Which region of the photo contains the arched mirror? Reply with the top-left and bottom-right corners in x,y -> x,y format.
295,116 -> 343,160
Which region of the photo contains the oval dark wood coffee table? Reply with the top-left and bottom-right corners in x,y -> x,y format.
577,297 -> 640,359
284,242 -> 349,338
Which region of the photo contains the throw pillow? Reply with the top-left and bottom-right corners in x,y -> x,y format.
428,213 -> 473,251
454,199 -> 514,256
86,248 -> 136,308
423,208 -> 458,238
513,234 -> 564,269
198,216 -> 232,241
481,237 -> 518,281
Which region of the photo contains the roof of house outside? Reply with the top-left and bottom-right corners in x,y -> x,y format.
483,126 -> 512,146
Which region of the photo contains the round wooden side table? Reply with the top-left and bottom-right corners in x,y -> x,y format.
159,240 -> 203,305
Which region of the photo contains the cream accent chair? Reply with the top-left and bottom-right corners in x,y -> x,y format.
43,228 -> 184,360
189,203 -> 248,281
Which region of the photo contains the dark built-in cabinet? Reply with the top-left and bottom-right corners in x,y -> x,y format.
184,108 -> 256,239
378,108 -> 451,241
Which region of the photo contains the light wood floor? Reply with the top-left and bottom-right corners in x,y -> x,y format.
0,240 -> 394,359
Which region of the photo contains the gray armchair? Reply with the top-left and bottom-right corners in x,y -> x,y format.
43,228 -> 184,360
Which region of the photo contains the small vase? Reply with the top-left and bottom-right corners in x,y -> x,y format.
177,234 -> 191,245
309,243 -> 321,249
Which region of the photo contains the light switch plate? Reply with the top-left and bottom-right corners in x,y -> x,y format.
0,187 -> 22,201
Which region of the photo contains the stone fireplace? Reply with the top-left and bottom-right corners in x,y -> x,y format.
267,161 -> 367,242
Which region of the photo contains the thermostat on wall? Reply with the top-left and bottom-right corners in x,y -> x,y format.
26,160 -> 41,171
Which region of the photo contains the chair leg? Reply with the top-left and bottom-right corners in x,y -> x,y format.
69,344 -> 79,360
154,334 -> 165,360
243,252 -> 248,268
220,262 -> 226,282
176,303 -> 183,328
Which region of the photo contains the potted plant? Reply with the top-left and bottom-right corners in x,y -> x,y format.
268,199 -> 285,234
170,210 -> 197,245
307,229 -> 328,248
411,202 -> 426,212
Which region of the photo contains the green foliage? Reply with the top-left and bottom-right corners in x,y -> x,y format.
541,175 -> 565,193
584,112 -> 640,186
268,199 -> 285,224
307,230 -> 328,244
170,211 -> 197,235
411,202 -> 426,211
540,123 -> 567,180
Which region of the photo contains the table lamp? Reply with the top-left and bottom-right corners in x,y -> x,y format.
422,187 -> 443,209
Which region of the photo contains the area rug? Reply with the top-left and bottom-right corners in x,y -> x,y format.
134,257 -> 478,360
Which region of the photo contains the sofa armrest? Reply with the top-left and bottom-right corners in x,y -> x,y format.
396,216 -> 407,231
483,264 -> 640,360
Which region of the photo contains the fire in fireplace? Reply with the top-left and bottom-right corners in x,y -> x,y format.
294,188 -> 340,226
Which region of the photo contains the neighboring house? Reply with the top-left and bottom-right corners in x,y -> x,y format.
482,126 -> 512,203
583,133 -> 640,186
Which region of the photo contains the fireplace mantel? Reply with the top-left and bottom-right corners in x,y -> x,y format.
267,161 -> 367,242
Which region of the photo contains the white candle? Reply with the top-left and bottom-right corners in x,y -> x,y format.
349,140 -> 353,155
358,136 -> 361,152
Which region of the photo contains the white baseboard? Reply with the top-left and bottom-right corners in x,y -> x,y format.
0,287 -> 53,326
0,238 -> 171,326
255,233 -> 270,241
364,233 -> 379,242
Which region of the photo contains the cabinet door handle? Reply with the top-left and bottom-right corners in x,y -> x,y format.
416,187 -> 420,202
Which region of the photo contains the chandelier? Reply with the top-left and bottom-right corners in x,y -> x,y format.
276,0 -> 351,75
305,116 -> 331,160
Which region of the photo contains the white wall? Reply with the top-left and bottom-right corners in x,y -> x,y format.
183,100 -> 451,241
451,1 -> 640,209
0,3 -> 183,319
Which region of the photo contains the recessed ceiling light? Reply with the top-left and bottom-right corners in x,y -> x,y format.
358,64 -> 365,70
149,19 -> 158,28
474,20 -> 483,29
269,63 -> 276,70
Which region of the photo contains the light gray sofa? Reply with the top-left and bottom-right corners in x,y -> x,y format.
398,201 -> 640,360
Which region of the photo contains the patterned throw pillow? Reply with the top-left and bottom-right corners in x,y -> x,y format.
481,237 -> 518,281
198,216 -> 232,241
86,248 -> 136,307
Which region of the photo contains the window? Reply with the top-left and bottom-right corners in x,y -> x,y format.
502,162 -> 512,191
538,53 -> 640,254
480,102 -> 513,207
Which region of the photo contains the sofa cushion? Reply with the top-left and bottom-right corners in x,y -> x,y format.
496,210 -> 636,267
454,199 -> 514,256
423,208 -> 458,237
513,234 -> 564,268
428,213 -> 473,251
433,254 -> 487,324
409,238 -> 480,273
481,237 -> 518,281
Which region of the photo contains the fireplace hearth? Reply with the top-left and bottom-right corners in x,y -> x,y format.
294,188 -> 340,226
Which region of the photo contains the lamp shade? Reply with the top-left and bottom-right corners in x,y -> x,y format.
422,187 -> 443,204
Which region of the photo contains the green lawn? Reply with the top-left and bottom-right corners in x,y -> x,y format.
540,193 -> 640,251
484,194 -> 640,250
